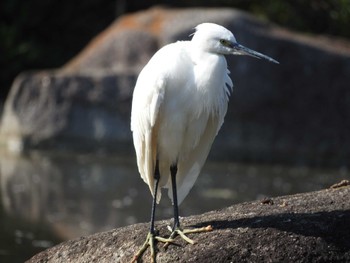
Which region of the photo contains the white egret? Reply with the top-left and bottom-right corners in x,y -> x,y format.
131,23 -> 278,262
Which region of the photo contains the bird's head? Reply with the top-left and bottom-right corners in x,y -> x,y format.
192,23 -> 279,64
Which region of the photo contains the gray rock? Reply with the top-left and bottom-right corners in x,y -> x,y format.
0,71 -> 135,153
64,29 -> 158,74
26,186 -> 350,262
1,7 -> 350,165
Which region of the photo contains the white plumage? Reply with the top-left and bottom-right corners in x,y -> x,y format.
131,23 -> 278,205
130,23 -> 278,262
131,23 -> 233,205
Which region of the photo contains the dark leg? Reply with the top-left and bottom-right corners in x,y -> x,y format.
164,164 -> 213,248
150,160 -> 160,234
132,160 -> 174,263
170,165 -> 180,230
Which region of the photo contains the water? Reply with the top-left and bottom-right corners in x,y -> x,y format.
0,151 -> 348,262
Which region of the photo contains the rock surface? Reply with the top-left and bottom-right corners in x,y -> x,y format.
0,71 -> 134,153
27,185 -> 350,262
1,7 -> 350,165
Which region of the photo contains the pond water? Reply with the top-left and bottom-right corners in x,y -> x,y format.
0,151 -> 348,262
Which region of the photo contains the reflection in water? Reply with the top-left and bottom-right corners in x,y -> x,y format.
0,152 -> 348,262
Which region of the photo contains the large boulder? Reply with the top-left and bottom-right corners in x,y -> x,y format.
27,186 -> 350,262
1,7 -> 350,165
0,71 -> 135,153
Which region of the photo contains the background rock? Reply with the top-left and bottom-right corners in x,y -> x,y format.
1,7 -> 350,166
0,71 -> 134,153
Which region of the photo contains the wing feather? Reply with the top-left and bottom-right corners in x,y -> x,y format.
131,71 -> 165,203
166,114 -> 221,205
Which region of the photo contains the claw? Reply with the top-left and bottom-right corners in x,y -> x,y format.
164,225 -> 213,249
132,225 -> 213,262
131,232 -> 175,263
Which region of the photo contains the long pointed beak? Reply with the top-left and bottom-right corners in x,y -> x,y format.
232,43 -> 279,64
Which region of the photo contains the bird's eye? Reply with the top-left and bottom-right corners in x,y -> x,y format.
220,39 -> 229,46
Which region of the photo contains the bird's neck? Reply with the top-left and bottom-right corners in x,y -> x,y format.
188,48 -> 229,117
190,46 -> 224,65
190,48 -> 227,85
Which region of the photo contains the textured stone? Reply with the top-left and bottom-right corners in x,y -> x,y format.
0,71 -> 134,152
27,186 -> 350,263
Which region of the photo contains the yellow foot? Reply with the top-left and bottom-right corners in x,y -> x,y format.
164,225 -> 213,249
131,232 -> 175,263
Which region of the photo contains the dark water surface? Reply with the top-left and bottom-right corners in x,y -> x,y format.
0,152 -> 348,262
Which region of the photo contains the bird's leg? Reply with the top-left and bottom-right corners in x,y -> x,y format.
170,165 -> 180,231
150,161 -> 160,235
131,160 -> 174,263
164,165 -> 213,249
